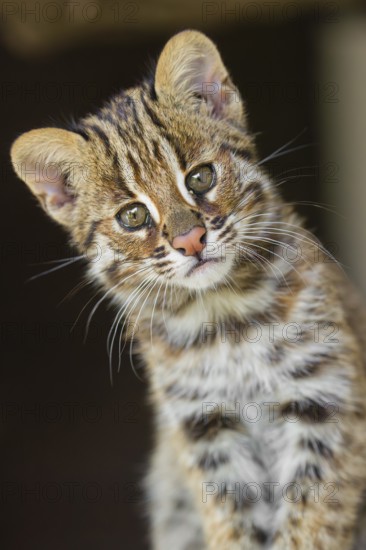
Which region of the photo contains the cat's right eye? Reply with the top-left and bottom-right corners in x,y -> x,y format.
116,203 -> 150,230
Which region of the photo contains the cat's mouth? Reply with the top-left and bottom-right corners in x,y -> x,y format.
175,247 -> 234,290
186,257 -> 221,277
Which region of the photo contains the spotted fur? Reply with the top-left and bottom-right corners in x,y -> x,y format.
11,30 -> 366,549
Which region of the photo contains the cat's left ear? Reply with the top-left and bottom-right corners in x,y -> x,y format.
155,30 -> 245,125
11,128 -> 87,227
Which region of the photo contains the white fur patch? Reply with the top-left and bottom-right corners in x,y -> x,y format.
175,168 -> 196,206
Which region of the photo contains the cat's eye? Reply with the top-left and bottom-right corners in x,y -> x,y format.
117,203 -> 150,229
185,164 -> 215,195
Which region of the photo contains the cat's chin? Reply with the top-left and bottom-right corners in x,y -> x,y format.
174,257 -> 233,290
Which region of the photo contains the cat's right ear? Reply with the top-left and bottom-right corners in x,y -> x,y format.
11,128 -> 87,227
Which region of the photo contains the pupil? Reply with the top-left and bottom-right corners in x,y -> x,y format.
196,169 -> 208,185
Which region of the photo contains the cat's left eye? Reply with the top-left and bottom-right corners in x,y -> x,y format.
185,164 -> 215,195
116,203 -> 150,230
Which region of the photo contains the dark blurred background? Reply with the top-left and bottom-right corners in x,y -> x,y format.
1,1 -> 366,548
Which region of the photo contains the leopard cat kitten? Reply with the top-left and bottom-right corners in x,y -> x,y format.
11,30 -> 366,549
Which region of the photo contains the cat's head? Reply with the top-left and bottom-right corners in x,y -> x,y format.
11,30 -> 281,295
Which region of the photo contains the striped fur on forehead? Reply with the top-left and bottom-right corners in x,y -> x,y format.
74,85 -> 253,194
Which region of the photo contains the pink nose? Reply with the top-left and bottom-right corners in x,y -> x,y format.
172,226 -> 206,256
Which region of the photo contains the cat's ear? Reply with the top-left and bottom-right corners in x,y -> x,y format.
11,128 -> 87,227
155,30 -> 244,124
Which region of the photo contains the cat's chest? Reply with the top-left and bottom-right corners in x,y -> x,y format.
145,328 -> 289,412
143,303 -> 328,439
146,335 -> 289,476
